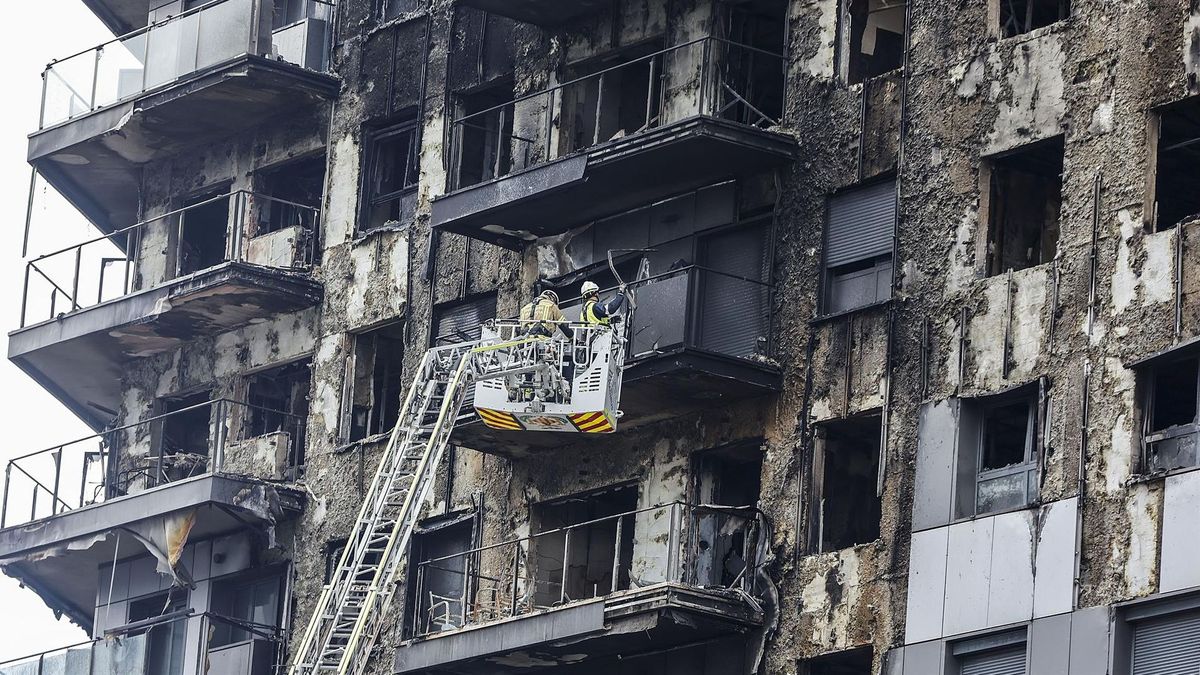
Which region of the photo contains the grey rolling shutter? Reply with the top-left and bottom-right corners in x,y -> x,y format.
433,295 -> 497,345
698,221 -> 770,358
1132,610 -> 1200,675
826,179 -> 896,268
959,645 -> 1027,675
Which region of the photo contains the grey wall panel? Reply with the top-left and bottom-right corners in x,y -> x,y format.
988,509 -> 1036,627
903,641 -> 945,675
1067,606 -> 1111,675
914,400 -> 960,531
907,528 -> 951,644
1033,497 -> 1078,618
1160,471 -> 1200,593
885,646 -> 905,675
1029,613 -> 1071,675
943,518 -> 994,636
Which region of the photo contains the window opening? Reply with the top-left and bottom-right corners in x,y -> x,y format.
1000,0 -> 1068,38
431,294 -> 497,346
363,120 -> 420,233
255,154 -> 325,238
345,321 -> 406,442
531,485 -> 637,608
1153,98 -> 1200,232
984,137 -> 1063,276
717,0 -> 787,123
176,191 -> 230,277
694,444 -> 763,588
824,179 -> 895,314
815,416 -> 882,551
209,571 -> 282,647
383,0 -> 421,20
150,391 -> 213,487
560,46 -> 662,157
407,518 -> 474,635
1142,355 -> 1200,473
845,0 -> 906,84
956,388 -> 1041,518
952,630 -> 1027,675
455,83 -> 516,188
246,360 -> 311,456
801,646 -> 874,675
1130,607 -> 1200,674
127,588 -> 189,675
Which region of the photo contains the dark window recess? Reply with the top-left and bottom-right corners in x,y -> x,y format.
845,0 -> 906,84
1000,0 -> 1068,38
814,416 -> 882,551
149,392 -> 213,487
532,486 -> 637,607
1154,99 -> 1200,232
324,539 -> 348,584
1142,355 -> 1200,473
455,84 -> 515,189
1131,608 -> 1200,674
955,387 -> 1041,518
694,444 -> 763,587
985,137 -> 1063,276
247,360 -> 311,445
127,588 -> 189,675
209,571 -> 282,647
255,155 -> 325,238
346,322 -> 405,442
176,192 -> 230,277
363,121 -> 420,233
952,630 -> 1028,675
407,518 -> 474,635
560,45 -> 662,156
383,0 -> 421,20
717,0 -> 787,123
802,647 -> 874,675
431,294 -> 497,346
824,179 -> 895,314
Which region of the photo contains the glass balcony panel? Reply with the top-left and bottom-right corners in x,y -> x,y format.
94,34 -> 148,112
91,633 -> 149,675
43,51 -> 97,126
195,0 -> 254,72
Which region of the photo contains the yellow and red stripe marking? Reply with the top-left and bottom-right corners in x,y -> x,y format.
476,408 -> 523,431
569,412 -> 615,433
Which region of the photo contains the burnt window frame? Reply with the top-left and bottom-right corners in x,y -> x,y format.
1149,97 -> 1200,233
996,0 -> 1069,39
380,0 -> 422,21
810,413 -> 883,553
450,80 -> 516,190
342,320 -> 406,444
821,177 -> 896,317
840,0 -> 908,85
981,136 -> 1064,278
360,118 -> 421,234
953,381 -> 1046,520
1138,352 -> 1200,474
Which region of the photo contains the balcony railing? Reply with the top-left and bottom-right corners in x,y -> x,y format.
20,190 -> 320,328
39,0 -> 335,129
0,611 -> 282,675
0,399 -> 306,529
448,36 -> 785,190
409,502 -> 765,637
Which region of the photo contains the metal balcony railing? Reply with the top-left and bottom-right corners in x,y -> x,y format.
448,36 -> 786,189
39,0 -> 335,129
0,399 -> 306,529
0,611 -> 282,675
409,502 -> 765,637
20,190 -> 321,328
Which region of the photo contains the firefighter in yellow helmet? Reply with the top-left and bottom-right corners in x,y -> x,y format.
579,281 -> 626,325
520,289 -> 571,338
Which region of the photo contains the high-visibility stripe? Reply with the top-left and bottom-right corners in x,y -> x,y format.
476,409 -> 522,430
569,412 -> 614,433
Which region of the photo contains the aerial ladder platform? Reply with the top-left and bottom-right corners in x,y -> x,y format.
287,319 -> 625,674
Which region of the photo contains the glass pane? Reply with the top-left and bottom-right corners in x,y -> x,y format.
92,633 -> 148,675
976,471 -> 1029,515
196,0 -> 253,71
43,51 -> 97,126
143,17 -> 189,89
95,33 -> 148,110
629,272 -> 689,357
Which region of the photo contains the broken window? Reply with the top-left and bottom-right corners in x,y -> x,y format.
209,570 -> 283,647
559,45 -> 663,156
844,0 -> 906,84
716,0 -> 787,123
127,588 -> 189,675
813,416 -> 882,551
454,83 -> 515,189
531,485 -> 637,607
407,516 -> 474,635
1153,98 -> 1200,232
246,360 -> 311,457
176,191 -> 230,277
952,629 -> 1027,675
324,539 -> 348,584
824,179 -> 895,314
150,391 -> 213,487
431,294 -> 497,346
999,0 -> 1068,38
255,154 -> 325,237
956,387 -> 1041,518
801,647 -> 874,675
984,137 -> 1063,276
1141,354 -> 1200,473
694,443 -> 763,588
344,321 -> 406,443
383,0 -> 421,20
362,119 -> 420,233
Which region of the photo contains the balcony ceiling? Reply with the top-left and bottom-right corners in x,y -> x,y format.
431,116 -> 798,250
456,0 -> 612,26
29,55 -> 339,235
82,0 -> 147,35
8,262 -> 322,430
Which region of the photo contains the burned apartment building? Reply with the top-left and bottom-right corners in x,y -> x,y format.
5,0 -> 1200,674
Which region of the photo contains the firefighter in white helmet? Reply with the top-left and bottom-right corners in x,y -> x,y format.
579,281 -> 626,326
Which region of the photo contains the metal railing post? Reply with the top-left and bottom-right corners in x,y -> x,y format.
592,72 -> 605,146
2,463 -> 11,527
610,514 -> 623,593
50,449 -> 62,516
30,484 -> 39,522
699,38 -> 712,117
89,47 -> 101,111
666,503 -> 680,582
215,400 -> 229,472
38,70 -> 49,129
71,247 -> 82,312
20,265 -> 31,328
509,544 -> 520,617
559,529 -> 571,604
544,88 -> 555,161
460,554 -> 470,627
494,108 -> 507,179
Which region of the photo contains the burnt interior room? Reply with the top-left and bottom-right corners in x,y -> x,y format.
814,416 -> 881,552
984,136 -> 1063,275
999,0 -> 1069,38
256,154 -> 326,237
405,516 -> 475,635
246,359 -> 312,444
455,82 -> 515,188
1155,97 -> 1200,231
844,0 -> 906,84
801,646 -> 874,675
176,191 -> 231,277
144,391 -> 214,489
347,321 -> 406,443
531,485 -> 638,606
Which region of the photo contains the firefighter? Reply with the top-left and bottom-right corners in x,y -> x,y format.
520,289 -> 571,338
579,281 -> 626,326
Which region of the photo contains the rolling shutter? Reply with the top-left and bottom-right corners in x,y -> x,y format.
959,645 -> 1027,675
432,294 -> 497,345
826,179 -> 896,269
1132,610 -> 1200,675
698,221 -> 771,358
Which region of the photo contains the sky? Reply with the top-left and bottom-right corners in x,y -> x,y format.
0,1 -> 113,663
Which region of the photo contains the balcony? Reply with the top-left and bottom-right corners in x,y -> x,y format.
0,611 -> 282,675
9,191 -> 321,428
455,0 -> 611,26
431,37 -> 797,249
452,266 -> 779,455
29,0 -> 339,234
394,503 -> 768,674
0,399 -> 305,629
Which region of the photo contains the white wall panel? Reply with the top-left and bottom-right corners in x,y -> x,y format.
906,527 -> 950,643
988,509 -> 1036,626
943,518 -> 994,636
1161,471 -> 1200,593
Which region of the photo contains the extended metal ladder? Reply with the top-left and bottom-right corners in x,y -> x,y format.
287,333 -> 570,675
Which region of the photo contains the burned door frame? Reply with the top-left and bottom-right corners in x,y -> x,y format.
556,39 -> 666,158
689,440 -> 764,589
147,389 -> 216,490
807,411 -> 883,553
403,510 -> 480,637
359,115 -> 422,233
251,151 -> 328,259
171,183 -> 235,280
